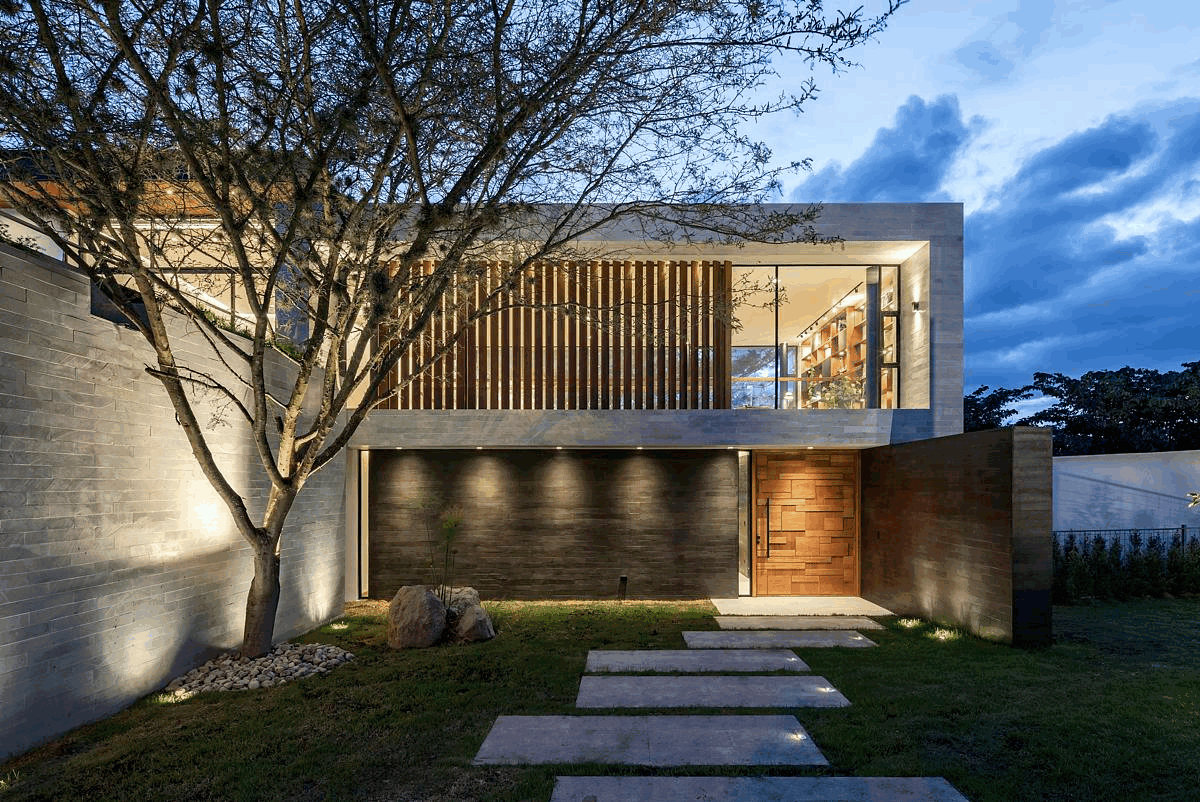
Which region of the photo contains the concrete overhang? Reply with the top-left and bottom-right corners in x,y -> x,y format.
348,408 -> 936,450
565,239 -> 929,266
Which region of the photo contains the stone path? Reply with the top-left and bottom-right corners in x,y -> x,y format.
550,776 -> 971,802
472,605 -> 971,802
715,615 -> 885,631
473,715 -> 827,766
576,675 -> 850,708
684,630 -> 877,649
585,649 -> 809,673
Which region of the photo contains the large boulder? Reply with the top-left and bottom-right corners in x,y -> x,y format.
388,586 -> 447,648
453,603 -> 496,643
443,586 -> 481,615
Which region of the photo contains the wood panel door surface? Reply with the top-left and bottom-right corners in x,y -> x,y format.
752,450 -> 859,596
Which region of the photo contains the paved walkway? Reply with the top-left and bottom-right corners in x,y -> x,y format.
711,596 -> 893,616
551,776 -> 970,801
585,649 -> 809,673
684,630 -> 877,649
576,675 -> 850,708
472,600 -> 971,802
474,715 -> 827,766
715,615 -> 885,631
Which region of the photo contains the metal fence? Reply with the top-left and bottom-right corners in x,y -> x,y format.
1053,526 -> 1191,556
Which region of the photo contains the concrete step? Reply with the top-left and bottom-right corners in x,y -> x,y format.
685,630 -> 876,649
576,675 -> 850,709
472,715 -> 827,766
550,776 -> 971,801
585,649 -> 809,673
711,596 -> 893,616
715,615 -> 885,631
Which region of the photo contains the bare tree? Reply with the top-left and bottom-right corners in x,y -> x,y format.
0,0 -> 906,656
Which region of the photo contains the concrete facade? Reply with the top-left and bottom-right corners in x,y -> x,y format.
859,427 -> 1053,647
1054,449 -> 1200,531
0,243 -> 346,761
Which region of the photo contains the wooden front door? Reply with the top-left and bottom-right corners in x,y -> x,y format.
752,451 -> 859,596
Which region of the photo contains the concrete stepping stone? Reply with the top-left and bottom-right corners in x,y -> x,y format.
551,776 -> 970,801
715,615 -> 885,631
685,630 -> 876,649
576,675 -> 849,708
585,649 -> 809,673
472,715 -> 827,766
711,596 -> 892,616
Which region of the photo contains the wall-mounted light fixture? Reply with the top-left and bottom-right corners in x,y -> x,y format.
912,300 -> 921,311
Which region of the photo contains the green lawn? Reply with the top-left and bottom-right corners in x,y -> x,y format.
2,598 -> 1198,801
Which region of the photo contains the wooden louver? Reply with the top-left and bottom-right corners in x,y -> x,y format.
374,259 -> 733,410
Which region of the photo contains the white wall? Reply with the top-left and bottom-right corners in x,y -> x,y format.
1053,450 -> 1200,531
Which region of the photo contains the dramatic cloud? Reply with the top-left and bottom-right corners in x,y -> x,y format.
786,89 -> 1200,395
789,95 -> 982,204
964,100 -> 1200,392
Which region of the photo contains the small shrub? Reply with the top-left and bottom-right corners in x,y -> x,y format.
1183,535 -> 1200,594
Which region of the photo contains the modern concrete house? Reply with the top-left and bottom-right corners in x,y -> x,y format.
346,203 -> 1052,648
0,201 -> 1053,761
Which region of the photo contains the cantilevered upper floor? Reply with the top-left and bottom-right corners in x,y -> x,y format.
356,203 -> 963,449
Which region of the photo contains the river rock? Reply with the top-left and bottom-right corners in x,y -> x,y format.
388,585 -> 447,648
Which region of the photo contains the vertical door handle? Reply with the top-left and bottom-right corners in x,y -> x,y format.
765,497 -> 771,558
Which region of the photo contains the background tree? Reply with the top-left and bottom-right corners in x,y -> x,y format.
1017,363 -> 1200,456
0,0 -> 906,656
963,384 -> 1033,431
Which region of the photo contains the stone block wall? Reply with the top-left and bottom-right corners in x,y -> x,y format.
859,427 -> 1052,646
368,449 -> 738,600
0,244 -> 345,761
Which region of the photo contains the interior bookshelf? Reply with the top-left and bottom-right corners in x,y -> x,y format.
797,286 -> 867,409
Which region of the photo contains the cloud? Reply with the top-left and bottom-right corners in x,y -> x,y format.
963,100 -> 1200,392
954,41 -> 1015,82
949,0 -> 1055,83
789,94 -> 982,203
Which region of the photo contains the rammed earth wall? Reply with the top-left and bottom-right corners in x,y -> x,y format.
0,243 -> 346,761
859,427 -> 1053,647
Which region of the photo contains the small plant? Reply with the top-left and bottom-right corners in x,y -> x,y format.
433,505 -> 464,607
411,496 -> 465,608
811,373 -> 864,409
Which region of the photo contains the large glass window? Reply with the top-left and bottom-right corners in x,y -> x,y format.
730,265 -> 900,409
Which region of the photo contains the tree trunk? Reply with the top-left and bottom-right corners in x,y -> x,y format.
242,544 -> 281,658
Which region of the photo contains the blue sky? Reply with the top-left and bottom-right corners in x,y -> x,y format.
752,0 -> 1200,415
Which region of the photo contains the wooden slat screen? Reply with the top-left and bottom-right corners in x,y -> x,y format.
373,259 -> 732,410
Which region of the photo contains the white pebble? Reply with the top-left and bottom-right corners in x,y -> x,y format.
159,641 -> 355,698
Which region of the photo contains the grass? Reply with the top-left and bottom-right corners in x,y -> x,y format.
1,598 -> 1198,801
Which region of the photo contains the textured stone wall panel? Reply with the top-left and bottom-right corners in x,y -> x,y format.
368,449 -> 738,600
